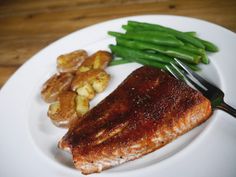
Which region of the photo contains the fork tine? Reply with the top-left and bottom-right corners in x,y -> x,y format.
170,62 -> 207,94
182,74 -> 207,94
165,65 -> 180,80
174,58 -> 218,90
169,62 -> 185,79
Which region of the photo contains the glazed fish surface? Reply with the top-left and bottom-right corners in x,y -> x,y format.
59,66 -> 212,174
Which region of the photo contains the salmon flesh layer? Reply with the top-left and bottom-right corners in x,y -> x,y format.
59,66 -> 212,174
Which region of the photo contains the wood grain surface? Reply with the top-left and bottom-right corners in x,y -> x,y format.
0,0 -> 235,88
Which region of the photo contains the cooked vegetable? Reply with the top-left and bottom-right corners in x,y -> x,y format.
109,44 -> 167,69
122,28 -> 205,55
41,73 -> 74,103
122,29 -> 205,56
47,91 -> 78,128
180,43 -> 204,55
183,32 -> 218,52
122,24 -> 140,31
108,31 -> 184,47
71,69 -> 110,99
132,57 -> 168,69
197,38 -> 219,52
109,45 -> 200,71
92,71 -> 110,93
75,95 -> 90,116
76,82 -> 95,100
201,51 -> 210,64
122,24 -> 197,37
109,58 -> 132,66
57,49 -> 88,73
109,44 -> 173,64
116,37 -> 201,64
184,31 -> 197,36
77,50 -> 112,73
108,20 -> 218,71
127,21 -> 205,49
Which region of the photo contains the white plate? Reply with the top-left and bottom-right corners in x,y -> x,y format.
1,15 -> 236,177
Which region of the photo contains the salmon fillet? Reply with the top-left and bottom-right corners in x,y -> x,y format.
59,66 -> 212,174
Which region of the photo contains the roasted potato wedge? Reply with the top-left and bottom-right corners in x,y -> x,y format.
48,91 -> 78,128
76,82 -> 95,100
75,95 -> 90,116
41,50 -> 112,129
77,50 -> 112,73
41,73 -> 74,103
48,91 -> 90,128
91,71 -> 110,93
71,69 -> 110,98
57,49 -> 88,73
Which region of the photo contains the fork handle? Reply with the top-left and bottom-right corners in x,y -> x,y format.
217,101 -> 236,118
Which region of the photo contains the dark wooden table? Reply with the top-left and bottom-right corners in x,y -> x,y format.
0,0 -> 235,88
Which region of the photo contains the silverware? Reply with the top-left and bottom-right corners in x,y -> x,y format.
166,59 -> 236,117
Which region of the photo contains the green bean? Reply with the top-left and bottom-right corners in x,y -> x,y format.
116,37 -> 201,64
181,41 -> 209,64
109,59 -> 132,66
123,25 -> 172,36
122,24 -> 149,33
186,63 -> 201,71
124,21 -> 218,52
109,44 -> 173,64
109,45 -> 167,69
108,31 -> 184,47
130,57 -> 168,70
184,31 -> 197,36
121,27 -> 205,58
123,24 -> 197,37
197,38 -> 219,52
122,24 -> 136,31
183,31 -> 218,52
122,29 -> 204,55
201,51 -> 210,64
125,30 -> 175,38
181,42 -> 204,55
109,45 -> 200,71
183,33 -> 218,52
127,21 -> 205,49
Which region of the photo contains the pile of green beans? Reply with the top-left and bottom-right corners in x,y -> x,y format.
108,20 -> 218,71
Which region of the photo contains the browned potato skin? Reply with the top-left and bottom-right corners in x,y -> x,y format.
48,91 -> 78,128
77,50 -> 112,73
71,69 -> 110,91
41,73 -> 74,103
42,50 -> 112,128
57,50 -> 88,73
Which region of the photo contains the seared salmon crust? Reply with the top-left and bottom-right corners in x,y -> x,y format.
59,66 -> 211,174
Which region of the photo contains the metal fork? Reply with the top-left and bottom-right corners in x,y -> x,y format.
166,59 -> 236,118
